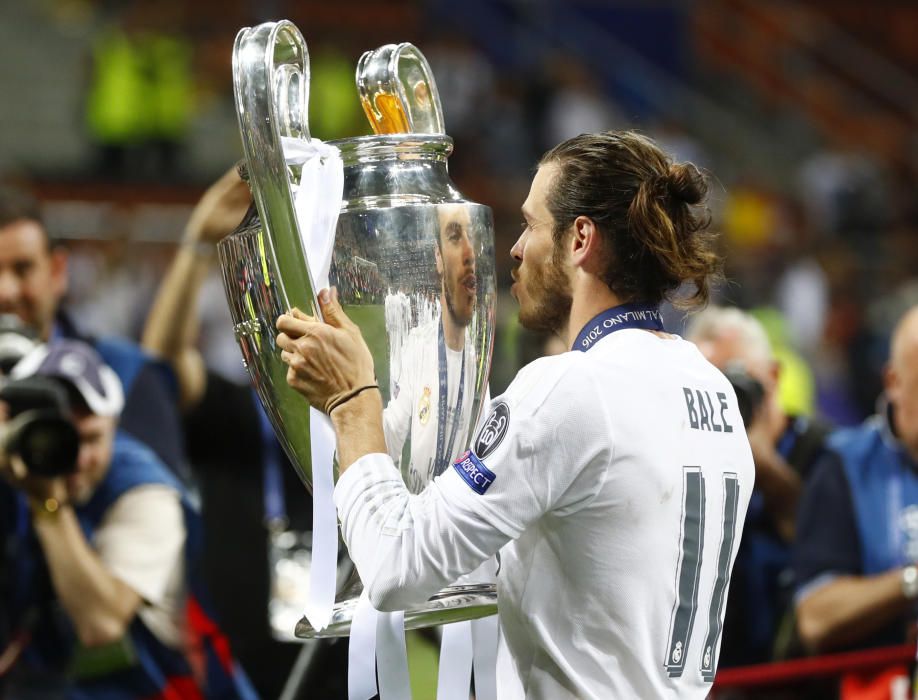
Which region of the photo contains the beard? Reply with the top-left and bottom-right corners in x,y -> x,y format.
443,274 -> 474,328
517,245 -> 572,335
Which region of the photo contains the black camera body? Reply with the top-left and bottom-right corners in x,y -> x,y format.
0,315 -> 79,477
723,366 -> 766,428
0,378 -> 79,477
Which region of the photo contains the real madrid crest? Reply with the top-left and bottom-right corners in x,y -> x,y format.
418,386 -> 431,424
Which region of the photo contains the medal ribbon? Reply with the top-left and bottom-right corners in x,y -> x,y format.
573,302 -> 664,352
435,317 -> 466,476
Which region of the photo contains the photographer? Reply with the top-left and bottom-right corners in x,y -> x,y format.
142,167 -> 347,697
0,339 -> 254,699
687,306 -> 829,666
793,306 -> 918,656
0,185 -> 187,482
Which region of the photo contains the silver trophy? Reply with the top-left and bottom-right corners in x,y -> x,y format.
220,21 -> 498,638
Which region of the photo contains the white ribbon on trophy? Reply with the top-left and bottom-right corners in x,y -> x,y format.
282,135 -> 343,633
283,135 -> 413,700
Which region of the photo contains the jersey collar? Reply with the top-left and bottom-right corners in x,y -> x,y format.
572,302 -> 664,352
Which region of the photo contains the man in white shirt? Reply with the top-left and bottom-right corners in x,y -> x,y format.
277,130 -> 754,697
383,203 -> 479,491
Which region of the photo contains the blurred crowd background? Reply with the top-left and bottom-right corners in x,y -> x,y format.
3,0 -> 917,426
1,0 -> 915,432
1,0 -> 918,696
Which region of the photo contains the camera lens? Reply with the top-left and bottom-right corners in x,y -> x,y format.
723,368 -> 765,427
12,414 -> 80,477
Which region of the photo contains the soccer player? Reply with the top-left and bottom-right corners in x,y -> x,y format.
383,203 -> 480,491
277,131 -> 754,697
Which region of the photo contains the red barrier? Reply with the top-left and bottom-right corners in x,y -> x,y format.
713,644 -> 914,689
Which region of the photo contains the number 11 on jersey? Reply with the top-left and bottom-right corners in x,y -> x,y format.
664,467 -> 740,683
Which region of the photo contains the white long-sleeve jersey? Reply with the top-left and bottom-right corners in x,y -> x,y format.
335,328 -> 754,698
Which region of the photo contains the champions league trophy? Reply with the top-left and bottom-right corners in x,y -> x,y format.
219,21 -> 498,638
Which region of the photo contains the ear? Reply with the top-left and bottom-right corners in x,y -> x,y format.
769,359 -> 781,387
435,245 -> 443,277
50,247 -> 69,300
569,215 -> 603,272
884,363 -> 899,402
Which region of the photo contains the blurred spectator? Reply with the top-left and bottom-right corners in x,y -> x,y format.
0,185 -> 188,482
649,119 -> 710,172
0,339 -> 254,699
687,307 -> 830,666
478,76 -> 538,180
796,149 -> 892,240
751,307 -> 817,421
65,236 -> 163,342
793,305 -> 918,656
722,185 -> 781,251
541,56 -> 622,149
775,257 -> 829,358
142,168 -> 347,698
425,33 -> 495,141
309,44 -> 369,141
85,3 -> 194,182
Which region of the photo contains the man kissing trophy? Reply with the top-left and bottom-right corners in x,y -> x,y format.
220,20 -> 498,699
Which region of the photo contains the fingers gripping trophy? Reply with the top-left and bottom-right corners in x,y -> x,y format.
219,18 -> 498,667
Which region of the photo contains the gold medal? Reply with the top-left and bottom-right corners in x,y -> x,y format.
418,386 -> 431,425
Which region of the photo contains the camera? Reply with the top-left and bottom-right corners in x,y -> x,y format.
0,315 -> 79,477
722,364 -> 765,427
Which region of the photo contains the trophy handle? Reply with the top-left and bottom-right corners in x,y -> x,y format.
357,43 -> 445,135
232,21 -> 320,315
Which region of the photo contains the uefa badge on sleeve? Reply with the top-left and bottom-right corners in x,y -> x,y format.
474,401 -> 509,459
452,450 -> 496,495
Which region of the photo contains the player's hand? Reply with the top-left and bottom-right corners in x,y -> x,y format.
276,288 -> 377,414
184,166 -> 252,245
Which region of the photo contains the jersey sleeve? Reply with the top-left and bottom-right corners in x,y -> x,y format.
94,485 -> 187,607
334,360 -> 610,611
792,450 -> 862,600
441,361 -> 611,537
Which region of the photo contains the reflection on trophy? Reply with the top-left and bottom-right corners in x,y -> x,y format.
219,23 -> 497,638
383,203 -> 481,493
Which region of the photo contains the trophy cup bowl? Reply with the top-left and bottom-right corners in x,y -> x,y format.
220,22 -> 498,638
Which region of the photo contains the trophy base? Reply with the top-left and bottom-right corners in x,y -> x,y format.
294,584 -> 498,639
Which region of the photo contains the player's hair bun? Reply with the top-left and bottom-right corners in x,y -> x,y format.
661,162 -> 706,206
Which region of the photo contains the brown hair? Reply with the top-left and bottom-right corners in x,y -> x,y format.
539,130 -> 720,309
0,185 -> 54,249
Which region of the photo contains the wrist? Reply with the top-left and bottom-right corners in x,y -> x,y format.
330,388 -> 382,430
330,389 -> 386,472
29,495 -> 70,521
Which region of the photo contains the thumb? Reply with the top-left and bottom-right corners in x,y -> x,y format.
318,287 -> 351,329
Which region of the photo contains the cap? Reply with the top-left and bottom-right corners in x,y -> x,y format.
11,339 -> 124,417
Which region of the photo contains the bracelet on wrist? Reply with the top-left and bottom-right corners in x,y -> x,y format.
326,384 -> 380,415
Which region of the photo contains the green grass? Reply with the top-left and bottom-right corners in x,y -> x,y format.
406,630 -> 440,699
342,303 -> 391,401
